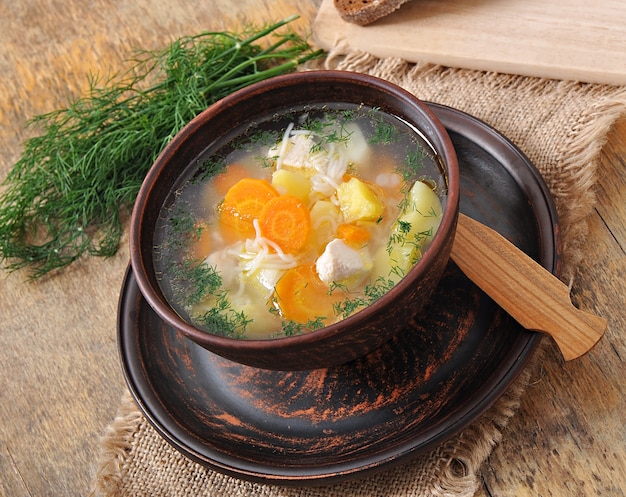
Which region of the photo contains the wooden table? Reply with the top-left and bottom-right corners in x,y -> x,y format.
0,1 -> 624,496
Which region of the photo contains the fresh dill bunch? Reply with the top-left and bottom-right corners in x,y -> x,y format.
0,15 -> 323,279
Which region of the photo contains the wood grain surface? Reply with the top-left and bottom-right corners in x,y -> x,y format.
313,0 -> 626,85
1,1 -> 624,496
476,119 -> 626,497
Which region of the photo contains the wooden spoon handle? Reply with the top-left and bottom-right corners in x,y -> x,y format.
450,213 -> 607,360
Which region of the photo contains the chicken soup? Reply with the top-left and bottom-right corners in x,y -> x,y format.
153,105 -> 446,339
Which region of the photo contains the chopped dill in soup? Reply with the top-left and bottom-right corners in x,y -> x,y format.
154,105 -> 446,340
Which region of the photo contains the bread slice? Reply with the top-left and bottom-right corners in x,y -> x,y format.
334,0 -> 413,25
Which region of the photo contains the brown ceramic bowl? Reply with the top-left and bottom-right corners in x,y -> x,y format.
129,70 -> 459,370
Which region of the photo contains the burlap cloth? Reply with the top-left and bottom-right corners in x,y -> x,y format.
89,46 -> 626,497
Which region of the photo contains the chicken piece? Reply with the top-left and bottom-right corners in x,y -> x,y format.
315,238 -> 372,288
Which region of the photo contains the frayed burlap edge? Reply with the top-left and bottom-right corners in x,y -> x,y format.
90,47 -> 626,496
89,393 -> 145,496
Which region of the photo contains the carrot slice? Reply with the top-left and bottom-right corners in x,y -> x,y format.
259,195 -> 311,254
273,264 -> 346,324
213,163 -> 250,196
336,223 -> 371,248
219,178 -> 279,238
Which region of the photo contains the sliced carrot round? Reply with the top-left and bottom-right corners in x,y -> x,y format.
273,264 -> 346,324
219,178 -> 279,238
336,223 -> 371,248
259,195 -> 311,254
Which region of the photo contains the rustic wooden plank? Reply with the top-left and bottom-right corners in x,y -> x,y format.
313,0 -> 626,85
476,119 -> 626,496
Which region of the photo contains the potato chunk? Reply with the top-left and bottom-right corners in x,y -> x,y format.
371,180 -> 443,283
337,177 -> 384,223
271,169 -> 311,201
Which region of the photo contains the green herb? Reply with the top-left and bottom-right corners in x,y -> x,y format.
167,208 -> 197,246
160,216 -> 252,338
0,16 -> 323,278
193,156 -> 227,185
397,220 -> 412,234
172,259 -> 222,305
311,129 -> 352,154
255,154 -> 278,169
369,119 -> 400,145
267,306 -> 325,337
404,147 -> 426,177
333,277 -> 396,318
248,130 -> 285,168
172,260 -> 251,338
324,124 -> 353,146
339,109 -> 357,122
299,113 -> 354,155
195,304 -> 252,339
281,316 -> 325,337
389,263 -> 406,279
387,219 -> 434,255
387,220 -> 412,251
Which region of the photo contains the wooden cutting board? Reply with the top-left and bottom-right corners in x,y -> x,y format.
312,0 -> 626,85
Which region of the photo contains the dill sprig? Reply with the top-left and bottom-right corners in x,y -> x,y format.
171,260 -> 251,339
333,277 -> 396,319
0,16 -> 323,278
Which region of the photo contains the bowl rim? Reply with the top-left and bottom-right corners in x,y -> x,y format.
130,69 -> 460,354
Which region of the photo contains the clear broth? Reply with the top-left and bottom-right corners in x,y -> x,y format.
154,104 -> 447,339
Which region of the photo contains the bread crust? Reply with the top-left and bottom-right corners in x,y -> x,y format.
333,0 -> 412,25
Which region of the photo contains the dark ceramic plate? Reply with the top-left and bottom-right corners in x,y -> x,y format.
118,103 -> 560,486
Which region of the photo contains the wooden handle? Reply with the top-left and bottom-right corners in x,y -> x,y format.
450,213 -> 607,360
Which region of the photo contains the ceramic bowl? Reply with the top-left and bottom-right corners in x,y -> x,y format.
129,70 -> 459,370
